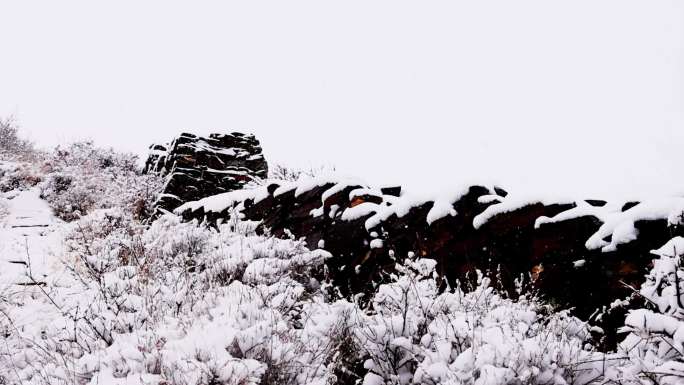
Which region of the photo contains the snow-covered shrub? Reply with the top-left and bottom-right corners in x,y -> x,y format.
355,257 -> 605,385
0,116 -> 35,161
0,161 -> 44,192
611,237 -> 684,384
1,181 -> 632,385
249,163 -> 337,186
0,204 -> 620,385
0,210 -> 357,385
0,195 -> 8,222
39,141 -> 163,221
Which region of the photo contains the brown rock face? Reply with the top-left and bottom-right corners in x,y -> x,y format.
144,132 -> 268,215
176,178 -> 684,349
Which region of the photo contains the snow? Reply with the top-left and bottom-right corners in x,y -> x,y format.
181,177 -> 509,236
425,197 -> 458,225
364,185 -> 495,229
535,197 -> 684,252
584,198 -> 684,252
534,200 -> 623,229
310,206 -> 324,217
363,193 -> 430,230
573,259 -> 586,268
174,138 -> 243,157
477,193 -> 684,253
321,181 -> 365,203
349,187 -> 384,200
473,193 -> 575,229
652,236 -> 684,257
273,181 -> 297,197
293,174 -> 365,198
175,186 -> 270,214
0,188 -> 64,285
341,202 -> 381,221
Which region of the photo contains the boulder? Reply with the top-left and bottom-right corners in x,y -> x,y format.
144,132 -> 267,214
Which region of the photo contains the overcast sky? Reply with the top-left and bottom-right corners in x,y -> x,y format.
1,1 -> 682,199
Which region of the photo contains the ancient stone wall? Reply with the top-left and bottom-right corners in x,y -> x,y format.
176,177 -> 684,348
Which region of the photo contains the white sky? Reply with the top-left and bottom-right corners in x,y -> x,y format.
1,1 -> 682,199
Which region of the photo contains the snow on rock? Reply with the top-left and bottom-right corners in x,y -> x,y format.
322,182 -> 359,203
473,193 -> 575,229
534,200 -> 622,229
363,192 -> 432,230
652,236 -> 684,257
349,187 -> 384,200
273,181 -> 297,197
425,195 -> 460,225
363,185 -> 496,229
535,197 -> 684,253
293,174 -> 365,198
175,186 -> 270,214
341,202 -> 381,221
144,132 -> 268,215
585,198 -> 684,252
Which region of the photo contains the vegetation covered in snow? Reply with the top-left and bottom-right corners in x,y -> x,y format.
2,125 -> 684,385
0,206 -> 610,385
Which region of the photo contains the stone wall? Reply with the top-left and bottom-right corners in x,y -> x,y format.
176,177 -> 684,348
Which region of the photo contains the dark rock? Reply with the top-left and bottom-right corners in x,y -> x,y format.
493,186 -> 508,197
144,132 -> 267,214
380,186 -> 402,197
621,201 -> 640,212
585,199 -> 607,207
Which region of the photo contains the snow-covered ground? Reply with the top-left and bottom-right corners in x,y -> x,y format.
0,188 -> 63,285
0,187 -> 68,359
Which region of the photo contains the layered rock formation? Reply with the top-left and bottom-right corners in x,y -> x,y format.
144,132 -> 268,214
175,177 -> 684,348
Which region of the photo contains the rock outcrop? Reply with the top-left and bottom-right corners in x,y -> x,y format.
175,177 -> 684,349
144,132 -> 267,215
